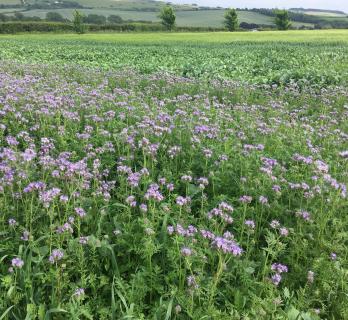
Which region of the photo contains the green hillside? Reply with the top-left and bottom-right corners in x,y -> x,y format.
290,8 -> 347,17
1,0 -> 338,28
16,9 -> 282,28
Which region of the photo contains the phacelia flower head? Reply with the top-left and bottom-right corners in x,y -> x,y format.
11,257 -> 24,268
49,249 -> 64,264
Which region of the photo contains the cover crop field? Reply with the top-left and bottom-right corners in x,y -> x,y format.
0,31 -> 348,319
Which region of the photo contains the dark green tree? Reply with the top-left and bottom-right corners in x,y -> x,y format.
108,15 -> 123,24
46,12 -> 65,22
84,14 -> 106,25
224,8 -> 239,31
275,10 -> 291,30
73,10 -> 86,34
159,6 -> 176,31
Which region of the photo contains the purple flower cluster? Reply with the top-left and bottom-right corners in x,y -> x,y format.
270,263 -> 288,286
49,249 -> 64,264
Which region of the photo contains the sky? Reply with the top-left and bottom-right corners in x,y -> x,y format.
168,0 -> 348,12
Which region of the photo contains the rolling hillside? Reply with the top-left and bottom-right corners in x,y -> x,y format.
290,8 -> 347,17
0,0 -> 342,28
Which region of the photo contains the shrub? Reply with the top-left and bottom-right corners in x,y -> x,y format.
73,10 -> 86,34
0,21 -> 73,34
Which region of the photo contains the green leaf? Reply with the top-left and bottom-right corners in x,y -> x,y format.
0,306 -> 14,320
287,306 -> 301,320
44,308 -> 68,320
165,298 -> 173,320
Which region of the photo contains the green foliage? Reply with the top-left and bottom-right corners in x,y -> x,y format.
224,8 -> 239,31
72,10 -> 86,34
84,14 -> 107,25
107,14 -> 123,24
275,10 -> 292,30
0,32 -> 347,88
159,5 -> 176,31
0,21 -> 74,33
46,12 -> 65,22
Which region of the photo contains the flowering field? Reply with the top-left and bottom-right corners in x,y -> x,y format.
0,33 -> 348,319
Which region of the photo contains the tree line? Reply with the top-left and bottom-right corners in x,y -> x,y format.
158,7 -> 293,31
0,12 -> 129,25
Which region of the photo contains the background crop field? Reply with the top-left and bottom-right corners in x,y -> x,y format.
0,30 -> 347,88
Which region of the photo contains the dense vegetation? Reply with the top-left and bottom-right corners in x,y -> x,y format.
0,30 -> 348,319
0,31 -> 347,87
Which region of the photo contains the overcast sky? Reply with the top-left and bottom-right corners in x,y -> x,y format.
168,0 -> 348,12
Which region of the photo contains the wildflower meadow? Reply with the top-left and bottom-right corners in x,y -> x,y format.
0,32 -> 348,319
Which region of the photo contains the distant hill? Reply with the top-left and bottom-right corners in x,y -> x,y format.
290,8 -> 346,16
0,0 -> 347,29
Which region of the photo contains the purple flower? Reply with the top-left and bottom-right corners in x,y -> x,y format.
181,247 -> 192,257
181,175 -> 192,182
60,195 -> 69,203
75,207 -> 86,218
21,230 -> 29,241
127,172 -> 141,187
239,195 -> 252,203
187,275 -> 198,289
11,257 -> 24,268
167,225 -> 174,235
144,184 -> 164,202
270,220 -> 280,229
8,218 -> 17,226
296,210 -> 311,222
49,249 -> 64,264
271,273 -> 282,286
279,227 -> 289,237
22,148 -> 36,162
271,263 -> 288,274
339,150 -> 348,158
200,229 -> 215,239
56,222 -> 73,234
272,185 -> 281,194
6,136 -> 19,146
126,195 -> 137,207
245,220 -> 255,229
79,236 -> 89,244
219,202 -> 234,212
74,288 -> 85,297
139,203 -> 148,212
166,183 -> 174,192
259,196 -> 268,205
176,196 -> 191,206
211,237 -> 242,256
